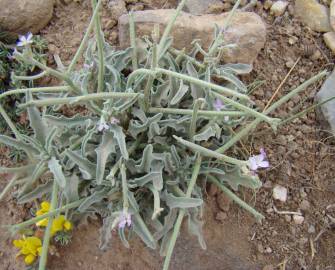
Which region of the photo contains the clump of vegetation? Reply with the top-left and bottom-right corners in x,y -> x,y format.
0,30 -> 47,135
0,0 -> 326,270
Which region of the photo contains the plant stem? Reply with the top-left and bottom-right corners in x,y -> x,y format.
212,92 -> 279,127
0,175 -> 18,202
158,0 -> 188,55
173,135 -> 247,166
168,48 -> 205,69
12,71 -> 47,81
19,92 -> 141,108
9,199 -> 84,233
0,86 -> 70,101
156,68 -> 250,101
121,162 -> 129,210
92,0 -> 105,93
206,174 -> 264,222
148,107 -> 246,117
163,154 -> 202,270
129,12 -> 138,71
67,0 -> 103,73
216,70 -> 327,154
189,99 -> 203,140
0,104 -> 21,139
38,181 -> 58,270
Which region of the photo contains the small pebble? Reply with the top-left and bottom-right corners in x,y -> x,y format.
308,225 -> 316,234
263,265 -> 274,270
323,32 -> 335,54
270,1 -> 288,16
299,200 -> 311,211
215,211 -> 227,222
293,214 -> 304,225
284,215 -> 292,222
273,185 -> 288,202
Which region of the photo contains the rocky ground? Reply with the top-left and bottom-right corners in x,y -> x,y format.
1,0 -> 335,269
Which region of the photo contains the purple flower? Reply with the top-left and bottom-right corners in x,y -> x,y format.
118,211 -> 131,229
17,32 -> 33,47
97,121 -> 110,132
248,148 -> 270,171
213,98 -> 224,111
110,117 -> 120,125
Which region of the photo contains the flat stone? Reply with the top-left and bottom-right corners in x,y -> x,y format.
315,69 -> 335,135
270,1 -> 289,16
183,0 -> 224,15
324,32 -> 335,54
272,185 -> 287,202
331,0 -> 335,31
295,0 -> 332,32
293,214 -> 304,225
119,10 -> 266,64
216,192 -> 232,212
0,0 -> 54,34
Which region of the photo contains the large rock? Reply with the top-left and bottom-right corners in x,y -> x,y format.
183,0 -> 224,15
119,10 -> 266,64
331,0 -> 335,31
0,0 -> 54,34
315,69 -> 335,135
295,0 -> 332,32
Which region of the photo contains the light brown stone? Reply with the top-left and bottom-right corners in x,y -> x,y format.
324,32 -> 335,54
331,0 -> 335,31
119,10 -> 266,64
295,0 -> 332,32
0,0 -> 54,34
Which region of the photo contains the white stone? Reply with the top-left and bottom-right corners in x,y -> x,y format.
272,185 -> 287,202
293,214 -> 304,225
270,1 -> 289,16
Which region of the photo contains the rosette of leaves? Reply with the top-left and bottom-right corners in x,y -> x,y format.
0,0 -> 327,269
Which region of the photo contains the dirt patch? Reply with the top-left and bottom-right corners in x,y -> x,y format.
1,0 -> 335,269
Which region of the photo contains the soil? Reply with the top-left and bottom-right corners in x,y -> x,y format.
1,0 -> 335,270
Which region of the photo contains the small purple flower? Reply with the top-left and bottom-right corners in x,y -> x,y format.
118,211 -> 131,229
110,117 -> 120,125
97,121 -> 110,132
213,98 -> 224,111
17,32 -> 33,47
248,148 -> 270,171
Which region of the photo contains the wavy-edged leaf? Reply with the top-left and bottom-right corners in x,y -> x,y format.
109,125 -> 128,160
170,81 -> 189,105
128,113 -> 163,138
96,132 -> 116,185
163,191 -> 203,209
48,157 -> 66,188
187,208 -> 206,249
220,63 -> 253,74
0,135 -> 39,155
26,92 -> 48,144
132,213 -> 156,249
186,61 -> 203,99
78,188 -> 110,212
17,181 -> 53,204
64,174 -> 79,203
193,124 -> 221,142
215,165 -> 262,191
43,114 -> 97,128
65,150 -> 96,179
81,126 -> 96,157
214,68 -> 247,93
45,126 -> 59,153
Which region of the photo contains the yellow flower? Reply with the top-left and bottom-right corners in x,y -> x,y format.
50,215 -> 72,236
36,201 -> 50,227
13,236 -> 42,265
35,201 -> 73,235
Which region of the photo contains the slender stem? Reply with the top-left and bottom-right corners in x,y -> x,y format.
0,86 -> 70,102
206,175 -> 264,222
0,104 -> 21,138
157,0 -> 188,55
212,92 -> 279,127
92,0 -> 105,93
189,99 -> 203,140
129,12 -> 138,71
12,71 -> 47,81
121,162 -> 129,210
0,175 -> 18,202
19,92 -> 141,108
67,0 -> 103,73
163,154 -> 202,270
216,70 -> 327,154
156,68 -> 250,101
168,48 -> 205,69
9,199 -> 84,232
148,107 -> 246,117
38,181 -> 58,270
173,135 -> 247,166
